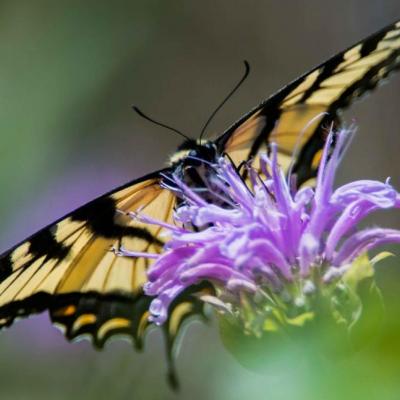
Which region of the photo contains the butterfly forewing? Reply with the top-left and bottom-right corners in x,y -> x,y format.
0,171 -> 210,352
218,20 -> 400,185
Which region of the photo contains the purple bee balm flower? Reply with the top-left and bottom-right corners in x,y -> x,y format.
121,129 -> 400,336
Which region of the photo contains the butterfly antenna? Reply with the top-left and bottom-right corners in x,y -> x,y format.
199,60 -> 250,143
132,106 -> 192,141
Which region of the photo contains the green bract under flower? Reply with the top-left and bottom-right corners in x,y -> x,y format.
120,129 -> 400,339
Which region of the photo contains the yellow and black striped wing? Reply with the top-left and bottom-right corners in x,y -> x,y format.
217,20 -> 400,185
0,170 -> 210,359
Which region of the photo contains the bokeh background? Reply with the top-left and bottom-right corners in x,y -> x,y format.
0,1 -> 399,399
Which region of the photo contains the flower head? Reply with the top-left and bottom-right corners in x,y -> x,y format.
121,129 -> 400,337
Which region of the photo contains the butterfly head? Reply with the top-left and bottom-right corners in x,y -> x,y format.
169,139 -> 218,167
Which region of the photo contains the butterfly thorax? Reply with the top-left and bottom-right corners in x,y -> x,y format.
167,139 -> 221,202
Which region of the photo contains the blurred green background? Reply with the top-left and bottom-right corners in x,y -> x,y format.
0,1 -> 399,399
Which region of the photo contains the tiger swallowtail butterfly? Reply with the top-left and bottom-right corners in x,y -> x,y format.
0,19 -> 399,387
